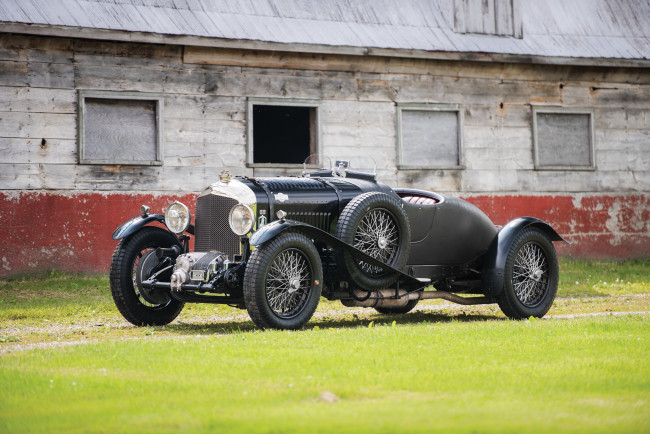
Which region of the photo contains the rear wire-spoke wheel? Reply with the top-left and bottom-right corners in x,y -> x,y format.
497,227 -> 559,319
244,233 -> 322,330
110,227 -> 184,326
335,192 -> 410,291
513,242 -> 549,307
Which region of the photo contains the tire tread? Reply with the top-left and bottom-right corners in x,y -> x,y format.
496,227 -> 559,319
110,227 -> 184,326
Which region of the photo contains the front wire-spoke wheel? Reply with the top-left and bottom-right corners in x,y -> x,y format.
497,227 -> 559,319
244,233 -> 322,330
266,249 -> 312,318
110,227 -> 184,326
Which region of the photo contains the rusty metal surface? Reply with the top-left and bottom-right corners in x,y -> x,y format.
0,0 -> 648,60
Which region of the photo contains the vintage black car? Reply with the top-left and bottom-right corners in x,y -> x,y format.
110,158 -> 566,330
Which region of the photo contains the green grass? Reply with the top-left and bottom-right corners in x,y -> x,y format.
0,259 -> 649,432
0,271 -> 113,323
1,316 -> 648,433
558,258 -> 650,297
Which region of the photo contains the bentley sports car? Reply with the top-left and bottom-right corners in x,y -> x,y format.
110,158 -> 567,329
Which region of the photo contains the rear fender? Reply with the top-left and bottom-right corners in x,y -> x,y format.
481,217 -> 568,297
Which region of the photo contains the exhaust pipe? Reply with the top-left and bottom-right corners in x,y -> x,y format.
341,289 -> 494,308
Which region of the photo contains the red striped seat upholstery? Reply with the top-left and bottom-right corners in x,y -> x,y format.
401,195 -> 437,205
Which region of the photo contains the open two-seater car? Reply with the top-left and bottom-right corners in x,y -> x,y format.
111,158 -> 567,330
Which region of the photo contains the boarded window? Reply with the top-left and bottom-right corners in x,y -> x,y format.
533,108 -> 595,170
78,91 -> 162,165
454,0 -> 522,38
247,99 -> 319,166
398,105 -> 463,169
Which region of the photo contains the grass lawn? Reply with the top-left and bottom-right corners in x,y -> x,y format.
0,259 -> 649,432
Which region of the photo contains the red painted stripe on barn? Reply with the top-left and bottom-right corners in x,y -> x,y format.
2,192 -> 197,276
1,192 -> 649,276
462,193 -> 650,258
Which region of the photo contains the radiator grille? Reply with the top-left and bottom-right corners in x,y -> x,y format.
194,194 -> 241,260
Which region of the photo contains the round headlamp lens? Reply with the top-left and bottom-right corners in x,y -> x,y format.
165,202 -> 191,234
229,204 -> 254,236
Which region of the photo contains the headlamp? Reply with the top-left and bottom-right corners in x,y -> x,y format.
165,201 -> 191,234
229,204 -> 254,236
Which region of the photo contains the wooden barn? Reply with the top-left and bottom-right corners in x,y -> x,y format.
1,0 -> 649,276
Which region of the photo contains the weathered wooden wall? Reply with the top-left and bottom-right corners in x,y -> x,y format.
0,34 -> 648,275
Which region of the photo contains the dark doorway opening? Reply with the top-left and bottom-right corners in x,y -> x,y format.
252,105 -> 316,164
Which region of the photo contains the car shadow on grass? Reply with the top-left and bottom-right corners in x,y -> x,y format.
161,310 -> 505,336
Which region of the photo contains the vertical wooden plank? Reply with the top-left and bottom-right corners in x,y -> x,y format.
465,0 -> 484,33
494,0 -> 513,36
453,0 -> 466,33
511,0 -> 523,38
482,0 -> 497,35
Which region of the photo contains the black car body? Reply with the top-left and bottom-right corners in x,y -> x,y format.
111,161 -> 566,329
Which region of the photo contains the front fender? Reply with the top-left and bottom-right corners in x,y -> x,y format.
481,217 -> 568,297
250,219 -> 422,287
249,220 -> 301,246
112,214 -> 166,240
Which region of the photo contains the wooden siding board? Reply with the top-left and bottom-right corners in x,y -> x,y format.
2,163 -> 222,191
163,118 -> 246,144
164,95 -> 246,120
0,138 -> 77,165
596,108 -> 650,131
0,87 -> 76,113
0,112 -> 76,140
28,61 -> 75,89
75,64 -> 205,94
72,39 -> 182,64
464,105 -> 531,127
0,34 -> 74,63
162,141 -> 245,167
186,46 -> 650,85
0,61 -> 29,87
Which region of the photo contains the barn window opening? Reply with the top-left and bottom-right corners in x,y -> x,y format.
397,104 -> 464,170
454,0 -> 523,38
533,107 -> 595,170
78,90 -> 163,165
247,99 -> 319,167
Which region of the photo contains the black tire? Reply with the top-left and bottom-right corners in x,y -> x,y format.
335,192 -> 410,291
375,299 -> 419,315
243,232 -> 322,330
497,227 -> 559,319
110,227 -> 184,326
